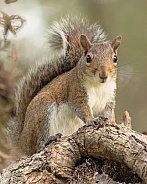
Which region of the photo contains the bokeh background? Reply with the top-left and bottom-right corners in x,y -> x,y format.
0,0 -> 147,154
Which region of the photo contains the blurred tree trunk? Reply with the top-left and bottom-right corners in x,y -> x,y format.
0,115 -> 147,184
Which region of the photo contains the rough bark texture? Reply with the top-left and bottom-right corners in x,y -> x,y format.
0,116 -> 147,184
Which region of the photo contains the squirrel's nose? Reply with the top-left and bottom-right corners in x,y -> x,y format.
99,67 -> 108,79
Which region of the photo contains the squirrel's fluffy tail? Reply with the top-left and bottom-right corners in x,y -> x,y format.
8,16 -> 106,151
47,16 -> 106,58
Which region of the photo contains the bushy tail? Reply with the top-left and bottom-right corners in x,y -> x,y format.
47,16 -> 106,59
8,16 -> 107,149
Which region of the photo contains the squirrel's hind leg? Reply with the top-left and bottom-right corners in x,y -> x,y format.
20,94 -> 51,155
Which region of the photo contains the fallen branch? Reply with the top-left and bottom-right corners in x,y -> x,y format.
0,115 -> 147,183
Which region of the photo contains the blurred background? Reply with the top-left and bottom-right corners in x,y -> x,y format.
0,0 -> 147,170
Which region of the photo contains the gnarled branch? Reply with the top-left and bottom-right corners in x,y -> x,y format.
0,117 -> 147,183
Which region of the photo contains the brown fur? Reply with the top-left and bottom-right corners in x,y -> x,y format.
18,35 -> 121,155
7,17 -> 121,156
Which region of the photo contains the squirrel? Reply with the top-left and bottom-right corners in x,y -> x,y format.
8,16 -> 122,156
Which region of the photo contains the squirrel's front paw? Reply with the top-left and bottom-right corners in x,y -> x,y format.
45,133 -> 62,146
89,116 -> 108,128
40,133 -> 62,150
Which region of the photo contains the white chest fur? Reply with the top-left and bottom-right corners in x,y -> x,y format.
85,77 -> 116,117
48,102 -> 84,136
48,77 -> 116,137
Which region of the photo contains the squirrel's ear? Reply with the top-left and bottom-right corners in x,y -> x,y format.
80,34 -> 92,54
111,35 -> 122,52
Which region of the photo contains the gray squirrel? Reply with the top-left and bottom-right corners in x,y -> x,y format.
8,16 -> 121,156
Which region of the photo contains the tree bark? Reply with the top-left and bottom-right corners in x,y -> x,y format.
0,115 -> 147,184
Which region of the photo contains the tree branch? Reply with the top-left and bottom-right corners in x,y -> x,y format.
1,118 -> 147,183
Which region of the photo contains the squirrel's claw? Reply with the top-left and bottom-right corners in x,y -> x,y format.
39,133 -> 62,151
88,116 -> 108,128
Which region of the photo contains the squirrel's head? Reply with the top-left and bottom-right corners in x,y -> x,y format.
80,34 -> 122,83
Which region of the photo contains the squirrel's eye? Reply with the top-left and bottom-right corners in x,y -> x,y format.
86,54 -> 92,63
113,55 -> 117,63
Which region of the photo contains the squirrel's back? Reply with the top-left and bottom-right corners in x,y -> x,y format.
8,16 -> 107,153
